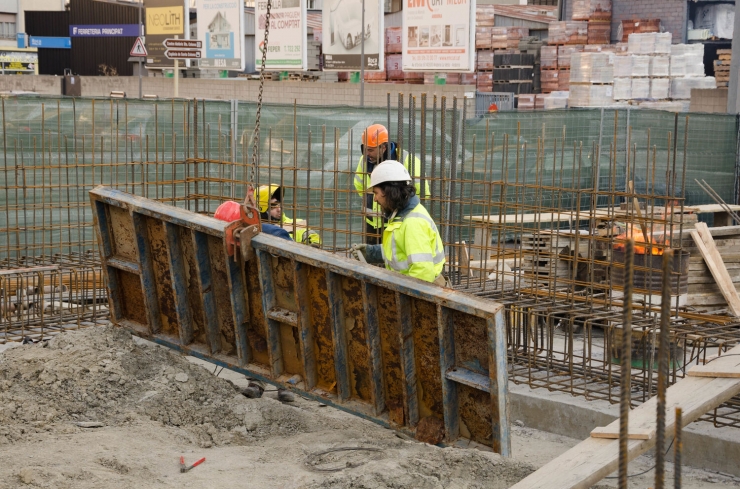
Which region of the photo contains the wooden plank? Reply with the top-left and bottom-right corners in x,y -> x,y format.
590,426 -> 654,440
691,222 -> 740,316
509,374 -> 740,489
687,344 -> 740,378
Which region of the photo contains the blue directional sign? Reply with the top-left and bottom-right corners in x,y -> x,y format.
29,36 -> 72,49
69,24 -> 140,37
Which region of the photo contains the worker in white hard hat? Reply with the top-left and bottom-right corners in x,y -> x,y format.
354,124 -> 429,245
354,160 -> 446,285
256,184 -> 321,247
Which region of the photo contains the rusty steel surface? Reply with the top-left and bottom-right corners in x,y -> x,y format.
89,185 -> 511,455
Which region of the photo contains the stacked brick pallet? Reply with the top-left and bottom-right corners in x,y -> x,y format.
476,24 -> 531,93
542,22 -> 586,94
619,19 -> 660,42
714,49 -> 731,88
384,27 -> 423,84
612,33 -> 672,101
572,0 -> 612,45
568,52 -> 614,107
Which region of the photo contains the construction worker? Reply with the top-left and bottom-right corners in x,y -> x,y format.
354,160 -> 446,285
256,184 -> 321,247
213,200 -> 292,241
354,124 -> 429,245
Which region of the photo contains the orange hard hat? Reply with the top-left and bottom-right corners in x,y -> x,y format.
214,201 -> 242,222
361,124 -> 389,148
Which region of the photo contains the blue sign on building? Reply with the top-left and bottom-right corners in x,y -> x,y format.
69,24 -> 140,37
29,36 -> 72,49
17,33 -> 27,48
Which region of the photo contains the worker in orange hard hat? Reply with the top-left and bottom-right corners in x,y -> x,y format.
354,123 -> 429,245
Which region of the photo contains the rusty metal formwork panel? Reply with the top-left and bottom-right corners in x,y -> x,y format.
88,185 -> 510,455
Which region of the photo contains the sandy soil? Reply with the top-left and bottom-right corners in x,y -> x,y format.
0,326 -> 737,489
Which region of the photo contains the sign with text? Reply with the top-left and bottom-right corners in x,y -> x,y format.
322,0 -> 383,71
145,0 -> 188,68
165,49 -> 202,59
255,0 -> 306,70
163,39 -> 202,49
402,0 -> 475,72
29,36 -> 72,49
197,0 -> 245,70
70,24 -> 140,37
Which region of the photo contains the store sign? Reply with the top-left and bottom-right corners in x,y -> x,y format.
146,6 -> 186,35
0,51 -> 38,75
322,0 -> 383,71
255,0 -> 306,70
70,24 -> 140,37
196,0 -> 245,70
29,36 -> 72,49
145,0 -> 189,68
402,0 -> 476,72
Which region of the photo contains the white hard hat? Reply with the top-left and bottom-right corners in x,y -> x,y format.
370,160 -> 412,187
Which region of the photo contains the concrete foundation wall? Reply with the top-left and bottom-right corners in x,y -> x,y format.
1,75 -> 471,107
509,383 -> 740,477
690,88 -> 729,114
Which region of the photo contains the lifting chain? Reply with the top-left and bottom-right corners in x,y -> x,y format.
250,0 -> 272,185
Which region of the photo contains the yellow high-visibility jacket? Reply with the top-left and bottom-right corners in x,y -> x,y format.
365,196 -> 445,282
353,147 -> 430,229
267,214 -> 321,246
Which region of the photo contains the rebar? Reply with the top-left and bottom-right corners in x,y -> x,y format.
674,407 -> 683,489
655,249 -> 674,489
618,238 -> 634,489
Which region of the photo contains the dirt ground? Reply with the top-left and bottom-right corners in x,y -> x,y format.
0,326 -> 738,489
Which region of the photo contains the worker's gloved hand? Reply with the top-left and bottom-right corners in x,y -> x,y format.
352,243 -> 368,262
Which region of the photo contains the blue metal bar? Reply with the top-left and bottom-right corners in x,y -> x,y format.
445,368 -> 490,392
224,241 -> 251,366
293,259 -> 317,390
488,309 -> 511,457
256,249 -> 283,375
396,292 -> 419,427
106,257 -> 140,274
90,199 -> 123,323
164,221 -> 194,345
437,305 -> 460,442
192,231 -> 221,355
362,281 -> 385,415
326,270 -> 350,401
132,212 -> 163,334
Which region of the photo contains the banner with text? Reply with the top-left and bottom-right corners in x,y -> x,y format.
322,0 -> 383,71
197,0 -> 245,70
145,0 -> 187,68
402,0 -> 475,72
255,0 -> 307,71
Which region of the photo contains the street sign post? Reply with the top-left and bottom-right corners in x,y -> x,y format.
163,39 -> 202,49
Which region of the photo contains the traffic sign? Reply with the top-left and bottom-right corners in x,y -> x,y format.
163,39 -> 202,49
130,37 -> 147,57
165,49 -> 201,59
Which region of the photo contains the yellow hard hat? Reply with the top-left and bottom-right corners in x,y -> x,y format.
256,184 -> 283,213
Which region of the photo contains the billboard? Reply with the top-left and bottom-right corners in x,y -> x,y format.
322,0 -> 383,71
197,0 -> 245,70
144,0 -> 188,68
402,0 -> 475,72
255,0 -> 307,71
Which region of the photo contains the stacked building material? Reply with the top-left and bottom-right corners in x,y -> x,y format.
548,21 -> 588,45
611,33 -> 671,101
385,27 -> 402,55
619,19 -> 660,42
476,5 -> 495,27
713,49 -> 731,88
492,27 -> 530,49
543,91 -> 569,109
476,27 -> 492,50
568,52 -> 614,107
385,54 -> 423,84
669,43 -> 713,100
540,46 -> 558,93
494,52 -> 535,95
553,45 -> 583,94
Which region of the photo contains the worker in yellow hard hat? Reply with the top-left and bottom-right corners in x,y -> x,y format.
354,123 -> 429,245
354,160 -> 446,285
256,184 -> 321,247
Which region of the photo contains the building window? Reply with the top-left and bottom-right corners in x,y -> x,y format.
0,22 -> 17,39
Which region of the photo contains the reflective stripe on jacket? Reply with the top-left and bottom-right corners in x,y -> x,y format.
265,214 -> 321,245
353,148 -> 429,229
379,197 -> 445,282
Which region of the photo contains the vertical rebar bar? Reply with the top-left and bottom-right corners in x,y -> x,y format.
655,248 -> 674,489
619,238 -> 634,489
674,407 -> 682,489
